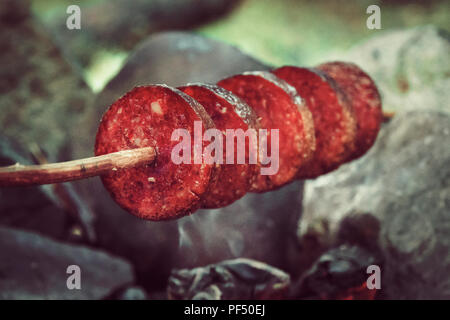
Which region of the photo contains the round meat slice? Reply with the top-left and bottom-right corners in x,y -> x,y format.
317,62 -> 382,160
273,66 -> 357,178
218,71 -> 315,192
95,85 -> 215,220
180,84 -> 260,208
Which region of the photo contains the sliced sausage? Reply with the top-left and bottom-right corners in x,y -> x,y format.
180,83 -> 259,208
317,62 -> 382,160
95,85 -> 215,220
273,66 -> 356,178
218,71 -> 315,192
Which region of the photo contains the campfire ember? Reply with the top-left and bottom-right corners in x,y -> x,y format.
291,245 -> 381,300
168,258 -> 290,300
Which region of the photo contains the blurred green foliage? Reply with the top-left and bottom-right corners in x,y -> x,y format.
198,0 -> 449,66
31,0 -> 449,92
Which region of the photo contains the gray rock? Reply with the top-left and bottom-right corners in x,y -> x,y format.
92,212 -> 179,291
176,181 -> 303,274
0,226 -> 134,299
108,285 -> 148,300
168,258 -> 290,300
0,0 -> 94,162
328,26 -> 450,114
300,110 -> 450,299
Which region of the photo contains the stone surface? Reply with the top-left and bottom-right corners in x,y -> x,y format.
300,110 -> 450,299
0,226 -> 134,299
0,0 -> 94,162
328,26 -> 450,114
176,181 -> 303,274
168,258 -> 290,300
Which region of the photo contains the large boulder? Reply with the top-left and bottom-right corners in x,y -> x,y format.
299,110 -> 450,299
0,226 -> 134,299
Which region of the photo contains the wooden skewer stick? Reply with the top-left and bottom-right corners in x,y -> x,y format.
0,147 -> 156,187
0,109 -> 394,188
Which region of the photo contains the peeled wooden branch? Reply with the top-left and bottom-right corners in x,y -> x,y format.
0,147 -> 156,187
